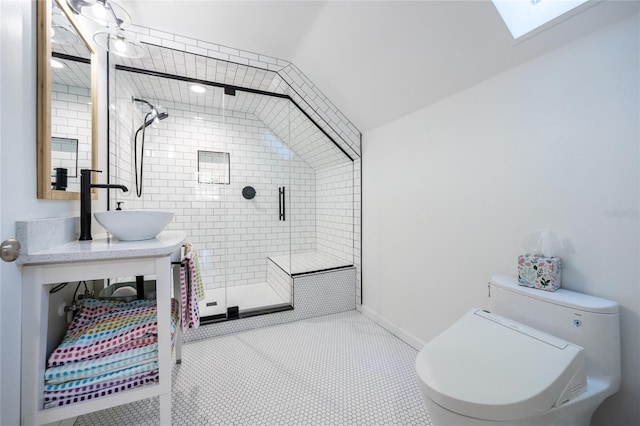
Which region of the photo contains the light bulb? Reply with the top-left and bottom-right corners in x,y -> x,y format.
91,2 -> 107,19
114,37 -> 127,53
190,84 -> 206,94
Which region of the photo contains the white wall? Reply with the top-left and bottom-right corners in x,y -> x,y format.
0,1 -> 80,424
362,14 -> 639,425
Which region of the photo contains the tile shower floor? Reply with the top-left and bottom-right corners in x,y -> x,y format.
74,310 -> 431,425
198,282 -> 288,317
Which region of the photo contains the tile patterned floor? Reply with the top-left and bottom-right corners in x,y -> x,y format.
74,311 -> 431,425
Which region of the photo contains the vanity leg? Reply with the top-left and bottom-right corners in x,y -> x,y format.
175,327 -> 182,364
156,257 -> 172,425
159,392 -> 171,426
135,275 -> 145,299
21,266 -> 49,426
172,264 -> 182,364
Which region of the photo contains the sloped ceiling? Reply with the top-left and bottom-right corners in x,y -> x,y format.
122,70 -> 350,170
120,0 -> 639,133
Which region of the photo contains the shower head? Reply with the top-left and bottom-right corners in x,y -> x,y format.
136,110 -> 169,133
133,97 -> 168,133
133,100 -> 168,199
133,97 -> 156,110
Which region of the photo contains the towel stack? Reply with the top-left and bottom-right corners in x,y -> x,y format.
181,242 -> 204,330
43,298 -> 178,408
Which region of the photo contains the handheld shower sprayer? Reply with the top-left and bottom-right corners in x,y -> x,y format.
132,97 -> 169,197
137,111 -> 169,132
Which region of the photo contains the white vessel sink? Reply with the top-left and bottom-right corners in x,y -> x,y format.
94,209 -> 174,241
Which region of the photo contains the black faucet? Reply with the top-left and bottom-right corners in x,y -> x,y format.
80,169 -> 129,241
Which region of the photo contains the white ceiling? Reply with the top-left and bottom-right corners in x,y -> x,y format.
119,0 -> 639,133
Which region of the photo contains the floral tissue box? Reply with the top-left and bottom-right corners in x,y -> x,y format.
517,255 -> 562,292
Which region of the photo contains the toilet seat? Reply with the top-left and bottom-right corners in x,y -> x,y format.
416,309 -> 587,422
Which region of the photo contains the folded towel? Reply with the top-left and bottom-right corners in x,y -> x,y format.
45,346 -> 158,384
43,370 -> 159,409
47,299 -> 180,368
43,297 -> 179,410
43,369 -> 158,402
44,361 -> 158,392
47,299 -> 160,367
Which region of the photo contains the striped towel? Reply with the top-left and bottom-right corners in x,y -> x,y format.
47,299 -> 160,367
184,242 -> 204,301
43,298 -> 179,410
45,345 -> 158,384
47,299 -> 179,367
43,370 -> 159,409
181,243 -> 202,330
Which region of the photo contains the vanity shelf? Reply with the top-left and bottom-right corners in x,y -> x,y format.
19,231 -> 185,426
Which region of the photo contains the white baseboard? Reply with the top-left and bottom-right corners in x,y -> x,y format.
360,306 -> 425,350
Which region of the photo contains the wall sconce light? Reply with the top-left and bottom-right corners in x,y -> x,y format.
67,0 -> 144,58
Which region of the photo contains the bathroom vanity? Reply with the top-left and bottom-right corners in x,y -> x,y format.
18,229 -> 185,425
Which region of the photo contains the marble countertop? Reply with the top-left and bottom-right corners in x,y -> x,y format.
17,231 -> 186,265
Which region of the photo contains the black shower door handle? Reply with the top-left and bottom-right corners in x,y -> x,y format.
279,186 -> 286,221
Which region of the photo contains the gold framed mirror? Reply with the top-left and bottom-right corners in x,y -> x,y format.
37,0 -> 98,200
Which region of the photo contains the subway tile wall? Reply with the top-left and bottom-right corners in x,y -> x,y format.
279,63 -> 360,160
316,162 -> 355,265
117,43 -> 283,93
51,83 -> 92,192
354,158 -> 362,307
266,258 -> 292,304
109,70 -> 135,194
111,72 -> 316,290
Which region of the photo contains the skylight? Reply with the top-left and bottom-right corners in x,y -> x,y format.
492,0 -> 589,39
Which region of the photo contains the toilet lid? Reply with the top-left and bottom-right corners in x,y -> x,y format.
415,309 -> 586,421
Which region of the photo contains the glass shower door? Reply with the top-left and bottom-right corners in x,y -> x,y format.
194,84 -> 231,320
268,98 -> 293,309
221,92 -> 292,315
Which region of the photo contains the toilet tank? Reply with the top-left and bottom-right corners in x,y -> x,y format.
488,275 -> 620,389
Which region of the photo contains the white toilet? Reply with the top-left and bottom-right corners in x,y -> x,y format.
415,275 -> 621,426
